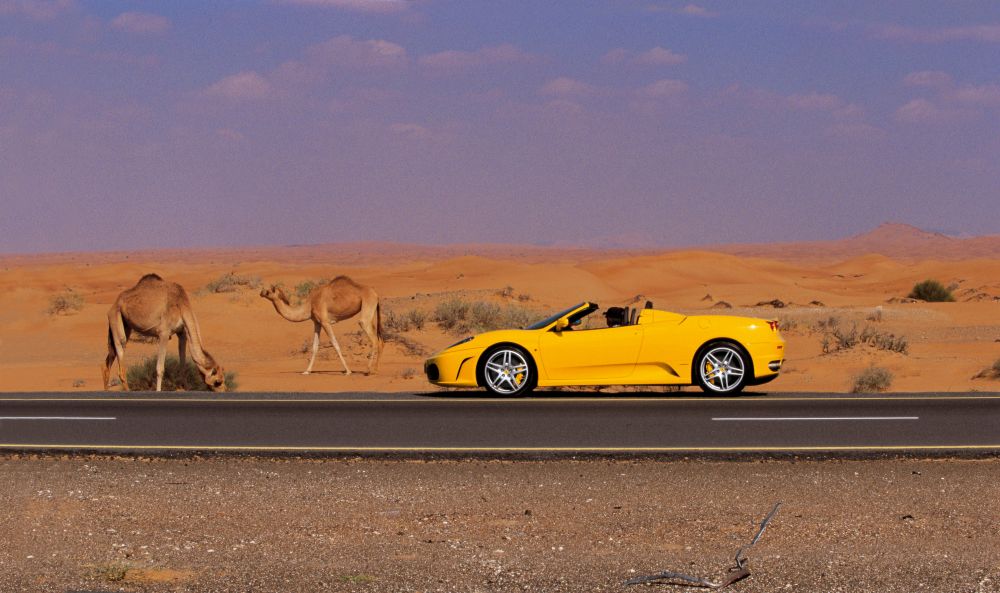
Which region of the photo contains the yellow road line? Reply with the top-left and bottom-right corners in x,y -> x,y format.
0,395 -> 999,404
1,444 -> 999,452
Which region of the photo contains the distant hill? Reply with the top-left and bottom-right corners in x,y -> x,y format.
710,222 -> 1000,261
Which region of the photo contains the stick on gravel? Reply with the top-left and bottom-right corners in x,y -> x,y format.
624,502 -> 782,589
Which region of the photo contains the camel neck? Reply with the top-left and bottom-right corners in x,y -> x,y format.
268,296 -> 312,322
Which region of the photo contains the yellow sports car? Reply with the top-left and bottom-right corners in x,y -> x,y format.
424,301 -> 785,396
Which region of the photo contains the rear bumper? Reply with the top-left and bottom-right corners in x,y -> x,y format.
750,339 -> 785,383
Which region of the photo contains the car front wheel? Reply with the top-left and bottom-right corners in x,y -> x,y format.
481,346 -> 536,397
695,342 -> 749,394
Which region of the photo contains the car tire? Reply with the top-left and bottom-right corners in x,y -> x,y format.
694,341 -> 750,394
479,345 -> 537,397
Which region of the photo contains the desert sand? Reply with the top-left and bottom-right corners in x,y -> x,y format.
1,223 -> 998,393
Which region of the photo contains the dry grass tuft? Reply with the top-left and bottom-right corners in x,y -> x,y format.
47,288 -> 84,315
384,309 -> 428,332
852,366 -> 893,393
126,356 -> 237,391
202,271 -> 261,294
434,298 -> 537,334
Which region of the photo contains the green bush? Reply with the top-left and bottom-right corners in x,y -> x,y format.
126,355 -> 237,391
851,366 -> 893,393
434,298 -> 537,334
908,279 -> 954,302
48,289 -> 84,315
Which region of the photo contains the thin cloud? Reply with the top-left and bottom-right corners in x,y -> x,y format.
539,77 -> 596,96
645,3 -> 718,18
894,98 -> 964,123
305,35 -> 408,68
204,71 -> 275,100
0,0 -> 75,20
950,84 -> 1000,107
419,44 -> 534,70
677,4 -> 718,18
903,70 -> 953,88
638,78 -> 688,97
786,92 -> 844,111
602,46 -> 687,66
872,23 -> 1000,43
274,0 -> 409,13
110,12 -> 171,35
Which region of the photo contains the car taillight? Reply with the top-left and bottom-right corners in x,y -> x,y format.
768,320 -> 779,331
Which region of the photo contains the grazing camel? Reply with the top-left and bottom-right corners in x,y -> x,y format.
102,274 -> 226,392
259,276 -> 383,376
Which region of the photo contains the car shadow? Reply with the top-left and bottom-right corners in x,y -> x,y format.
416,389 -> 773,399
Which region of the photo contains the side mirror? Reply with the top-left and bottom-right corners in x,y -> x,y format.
553,318 -> 569,332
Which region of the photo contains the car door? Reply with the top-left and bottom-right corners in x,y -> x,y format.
538,325 -> 643,381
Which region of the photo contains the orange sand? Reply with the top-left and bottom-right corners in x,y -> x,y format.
1,224 -> 997,393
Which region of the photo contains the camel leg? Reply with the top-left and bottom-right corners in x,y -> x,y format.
358,310 -> 381,375
106,312 -> 130,390
321,320 -> 351,376
102,334 -> 116,390
155,336 -> 168,392
177,332 -> 188,390
303,321 -> 321,375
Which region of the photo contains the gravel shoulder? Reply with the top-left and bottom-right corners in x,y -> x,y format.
1,455 -> 998,592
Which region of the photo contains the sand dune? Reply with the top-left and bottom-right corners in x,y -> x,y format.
1,224 -> 998,393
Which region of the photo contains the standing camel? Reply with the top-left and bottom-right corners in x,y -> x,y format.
259,276 -> 383,376
102,274 -> 227,392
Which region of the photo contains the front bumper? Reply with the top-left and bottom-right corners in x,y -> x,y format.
424,348 -> 483,387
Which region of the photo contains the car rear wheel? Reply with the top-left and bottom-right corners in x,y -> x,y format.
481,346 -> 536,397
695,342 -> 749,394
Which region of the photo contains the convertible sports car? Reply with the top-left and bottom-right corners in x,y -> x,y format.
424,302 -> 785,396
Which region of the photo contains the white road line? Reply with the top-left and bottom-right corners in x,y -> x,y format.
0,417 -> 116,421
712,416 -> 918,421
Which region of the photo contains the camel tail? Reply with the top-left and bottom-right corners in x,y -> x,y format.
376,301 -> 383,344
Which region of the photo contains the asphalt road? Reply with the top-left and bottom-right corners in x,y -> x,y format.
1,391 -> 999,454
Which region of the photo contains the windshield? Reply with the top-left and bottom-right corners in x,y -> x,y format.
526,302 -> 595,330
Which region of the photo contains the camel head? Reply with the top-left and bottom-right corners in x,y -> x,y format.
259,284 -> 286,302
201,365 -> 227,392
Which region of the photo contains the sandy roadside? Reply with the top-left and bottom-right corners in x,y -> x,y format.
0,455 -> 998,592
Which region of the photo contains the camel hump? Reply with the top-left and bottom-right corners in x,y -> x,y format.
138,273 -> 164,282
330,275 -> 362,287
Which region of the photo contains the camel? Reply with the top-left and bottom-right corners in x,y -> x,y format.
102,274 -> 226,392
259,276 -> 383,376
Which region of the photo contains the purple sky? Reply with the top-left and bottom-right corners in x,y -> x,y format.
2,0 -> 1000,253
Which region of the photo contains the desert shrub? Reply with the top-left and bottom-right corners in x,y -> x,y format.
851,366 -> 893,393
908,279 -> 954,302
126,355 -> 237,391
974,358 -> 1000,380
822,323 -> 908,354
812,315 -> 840,332
775,316 -> 799,332
294,280 -> 321,302
497,285 -> 515,298
434,298 -> 537,334
866,307 -> 883,322
203,272 -> 261,294
48,289 -> 84,315
384,309 -> 428,333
